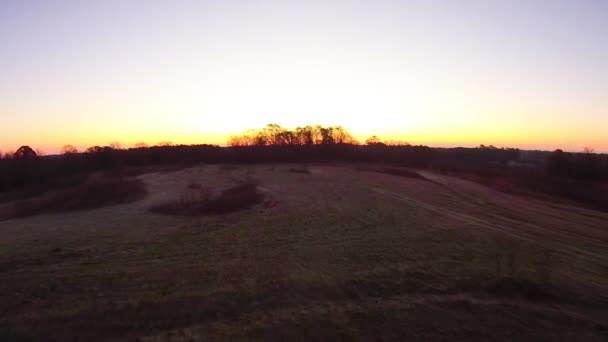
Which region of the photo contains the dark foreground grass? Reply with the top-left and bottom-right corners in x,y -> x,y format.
1,270 -> 604,342
151,183 -> 264,216
3,178 -> 147,220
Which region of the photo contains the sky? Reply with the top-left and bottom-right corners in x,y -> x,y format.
1,0 -> 607,153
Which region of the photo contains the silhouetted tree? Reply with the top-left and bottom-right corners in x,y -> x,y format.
260,124 -> 286,145
14,146 -> 37,160
109,141 -> 122,150
384,139 -> 410,146
580,147 -> 599,179
546,149 -> 571,178
134,142 -> 149,148
295,126 -> 314,145
365,135 -> 383,145
3,150 -> 15,159
331,126 -> 358,144
61,144 -> 78,154
228,129 -> 263,147
86,146 -> 104,154
319,127 -> 334,145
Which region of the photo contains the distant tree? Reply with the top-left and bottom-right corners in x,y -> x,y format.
479,144 -> 497,149
13,146 -> 37,160
227,135 -> 243,147
61,144 -> 78,154
260,124 -> 286,145
384,139 -> 410,146
156,141 -> 174,147
86,146 -> 104,154
109,141 -> 122,150
229,124 -> 361,146
331,126 -> 357,144
295,126 -> 314,145
365,135 -> 383,145
277,130 -> 297,145
35,148 -> 45,156
311,125 -> 324,144
580,147 -> 599,179
134,142 -> 149,148
546,149 -> 571,177
3,150 -> 15,159
319,127 -> 335,145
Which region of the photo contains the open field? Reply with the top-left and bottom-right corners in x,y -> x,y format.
0,164 -> 607,341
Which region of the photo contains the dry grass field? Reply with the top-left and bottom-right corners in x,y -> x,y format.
0,164 -> 606,341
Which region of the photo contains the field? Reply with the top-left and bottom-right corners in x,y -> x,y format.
0,164 -> 607,341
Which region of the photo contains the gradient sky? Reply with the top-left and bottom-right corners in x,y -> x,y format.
1,0 -> 607,153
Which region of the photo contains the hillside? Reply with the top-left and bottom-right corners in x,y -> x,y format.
0,164 -> 606,341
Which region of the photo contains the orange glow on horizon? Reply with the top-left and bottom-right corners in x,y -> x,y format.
3,122 -> 606,156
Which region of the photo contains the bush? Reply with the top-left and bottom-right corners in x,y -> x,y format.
380,168 -> 428,181
151,183 -> 263,216
4,178 -> 147,220
288,166 -> 311,174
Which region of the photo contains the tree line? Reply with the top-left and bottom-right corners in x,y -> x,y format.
1,123 -> 607,209
228,124 -> 360,146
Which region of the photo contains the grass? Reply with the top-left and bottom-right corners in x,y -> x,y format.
0,164 -> 606,341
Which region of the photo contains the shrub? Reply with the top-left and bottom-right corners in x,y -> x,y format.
4,178 -> 147,219
288,166 -> 311,174
151,183 -> 263,216
380,168 -> 428,181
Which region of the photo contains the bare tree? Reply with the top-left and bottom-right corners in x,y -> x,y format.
583,147 -> 595,154
295,126 -> 314,145
384,139 -> 410,146
109,141 -> 122,150
3,150 -> 15,159
61,144 -> 78,154
365,135 -> 383,145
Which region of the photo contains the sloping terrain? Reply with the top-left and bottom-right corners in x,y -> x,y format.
0,164 -> 606,341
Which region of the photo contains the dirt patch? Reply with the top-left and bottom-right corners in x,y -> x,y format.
2,178 -> 147,220
150,183 -> 264,216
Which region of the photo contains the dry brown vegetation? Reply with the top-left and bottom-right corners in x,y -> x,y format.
0,177 -> 147,220
150,183 -> 264,216
0,164 -> 606,341
378,167 -> 430,181
287,166 -> 311,174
